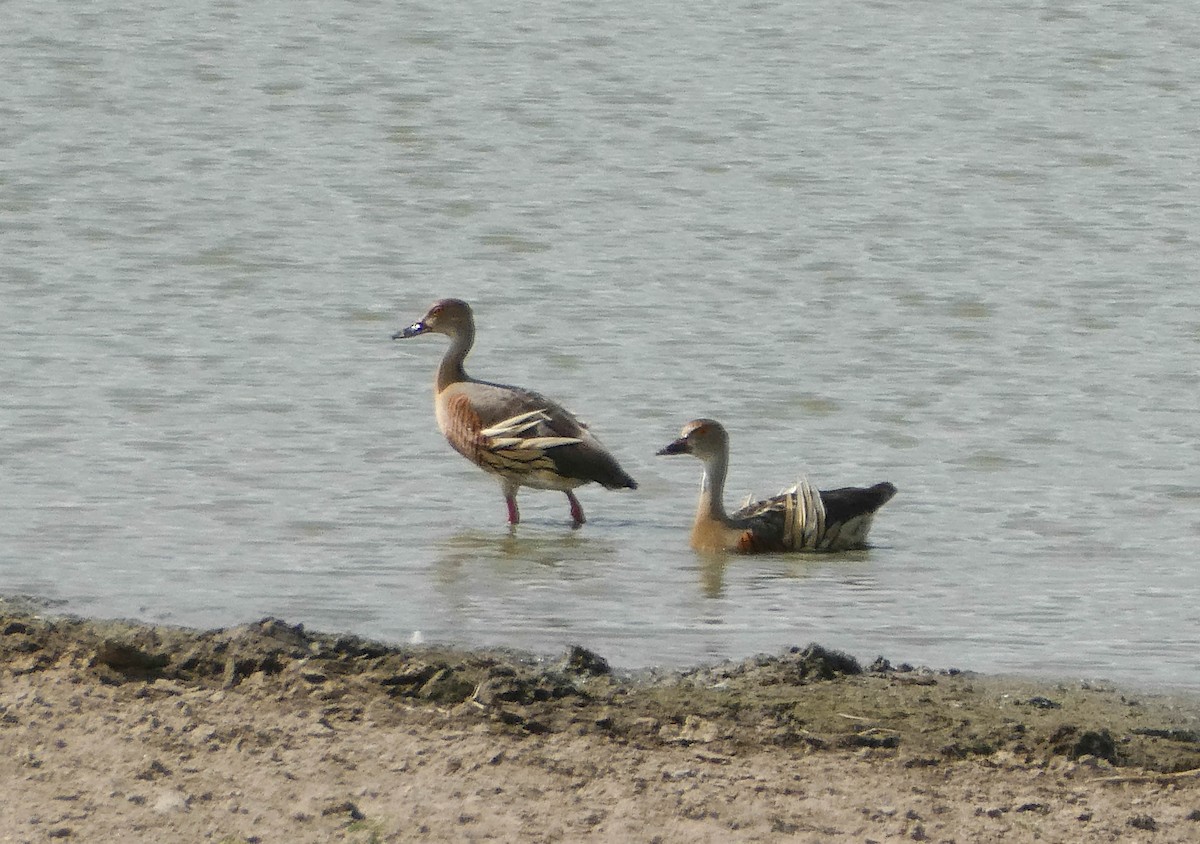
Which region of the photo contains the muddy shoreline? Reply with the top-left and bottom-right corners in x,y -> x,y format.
3,600 -> 1200,841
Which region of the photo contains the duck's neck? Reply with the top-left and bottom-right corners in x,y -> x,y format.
435,325 -> 473,392
698,451 -> 733,526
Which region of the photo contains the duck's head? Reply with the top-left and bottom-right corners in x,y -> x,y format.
657,418 -> 729,461
393,298 -> 473,340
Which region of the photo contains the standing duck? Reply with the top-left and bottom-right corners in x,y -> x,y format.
657,419 -> 895,553
393,298 -> 637,527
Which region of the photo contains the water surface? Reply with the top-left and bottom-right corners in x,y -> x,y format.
4,0 -> 1199,688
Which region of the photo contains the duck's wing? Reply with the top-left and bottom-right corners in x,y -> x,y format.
480,408 -> 583,450
453,379 -> 581,433
732,478 -> 826,552
447,380 -> 636,489
731,479 -> 896,551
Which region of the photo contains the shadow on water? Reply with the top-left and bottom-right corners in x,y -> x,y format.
696,547 -> 880,599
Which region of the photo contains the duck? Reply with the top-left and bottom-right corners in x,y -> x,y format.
393,298 -> 637,527
657,418 -> 895,553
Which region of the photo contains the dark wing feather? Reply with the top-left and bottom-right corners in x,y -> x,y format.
819,482 -> 897,526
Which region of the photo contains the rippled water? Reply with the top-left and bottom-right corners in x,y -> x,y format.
4,0 -> 1200,688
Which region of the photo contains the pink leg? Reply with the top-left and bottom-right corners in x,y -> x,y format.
506,495 -> 520,526
566,491 -> 585,528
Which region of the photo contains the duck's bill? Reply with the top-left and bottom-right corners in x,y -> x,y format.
392,321 -> 426,340
656,438 -> 689,456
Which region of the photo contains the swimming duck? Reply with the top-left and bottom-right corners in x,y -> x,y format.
393,298 -> 637,527
657,418 -> 895,552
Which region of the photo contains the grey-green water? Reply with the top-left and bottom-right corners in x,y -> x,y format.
4,0 -> 1199,687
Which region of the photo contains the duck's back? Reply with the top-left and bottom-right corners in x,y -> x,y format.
437,379 -> 572,433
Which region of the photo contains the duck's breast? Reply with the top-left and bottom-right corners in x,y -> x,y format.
434,387 -> 487,465
689,514 -> 744,553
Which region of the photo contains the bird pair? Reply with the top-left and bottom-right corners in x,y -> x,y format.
394,299 -> 896,553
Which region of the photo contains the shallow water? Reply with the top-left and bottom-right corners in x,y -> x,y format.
4,0 -> 1200,688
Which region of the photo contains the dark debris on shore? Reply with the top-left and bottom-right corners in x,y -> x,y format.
3,605 -> 1200,775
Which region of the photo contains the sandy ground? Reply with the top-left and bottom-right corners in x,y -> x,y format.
3,602 -> 1200,843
